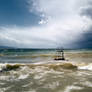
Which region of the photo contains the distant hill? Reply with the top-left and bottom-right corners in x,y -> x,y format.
0,46 -> 14,49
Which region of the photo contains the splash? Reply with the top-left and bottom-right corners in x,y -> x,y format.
0,62 -> 78,72
1,61 -> 92,74
0,62 -> 92,92
78,63 -> 92,70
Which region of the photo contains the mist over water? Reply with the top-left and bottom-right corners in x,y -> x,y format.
0,49 -> 92,92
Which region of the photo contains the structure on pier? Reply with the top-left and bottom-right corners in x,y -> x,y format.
54,47 -> 65,60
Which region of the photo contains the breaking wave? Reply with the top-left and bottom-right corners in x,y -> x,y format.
0,62 -> 92,92
0,61 -> 92,73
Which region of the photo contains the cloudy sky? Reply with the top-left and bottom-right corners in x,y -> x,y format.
0,0 -> 92,48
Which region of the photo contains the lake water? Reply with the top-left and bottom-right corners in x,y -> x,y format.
0,49 -> 92,92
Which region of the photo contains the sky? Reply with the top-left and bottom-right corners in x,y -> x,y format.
0,0 -> 92,48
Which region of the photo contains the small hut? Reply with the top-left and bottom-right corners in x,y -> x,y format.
54,47 -> 65,60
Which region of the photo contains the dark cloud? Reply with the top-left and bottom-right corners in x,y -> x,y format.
74,28 -> 92,49
80,5 -> 92,19
76,1 -> 92,49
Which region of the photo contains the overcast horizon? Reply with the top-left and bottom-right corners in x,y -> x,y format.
0,0 -> 92,49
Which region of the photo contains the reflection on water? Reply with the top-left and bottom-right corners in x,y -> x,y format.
0,49 -> 92,92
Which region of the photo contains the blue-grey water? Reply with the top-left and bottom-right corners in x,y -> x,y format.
0,49 -> 57,63
0,49 -> 92,92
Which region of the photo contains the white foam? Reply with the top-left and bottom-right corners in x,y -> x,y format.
18,74 -> 29,80
0,86 -> 12,92
81,81 -> 92,87
78,63 -> 92,70
64,85 -> 83,92
44,81 -> 60,90
0,63 -> 8,71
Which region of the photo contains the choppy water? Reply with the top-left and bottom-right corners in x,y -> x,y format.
0,49 -> 92,92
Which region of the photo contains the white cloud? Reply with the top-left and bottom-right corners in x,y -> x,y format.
0,0 -> 92,48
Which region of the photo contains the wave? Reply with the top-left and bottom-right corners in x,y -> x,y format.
78,63 -> 92,70
0,61 -> 92,73
0,54 -> 4,56
13,54 -> 56,59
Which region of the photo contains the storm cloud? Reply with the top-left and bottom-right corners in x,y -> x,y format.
0,0 -> 92,48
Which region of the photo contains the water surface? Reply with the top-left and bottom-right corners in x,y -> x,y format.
0,49 -> 92,92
